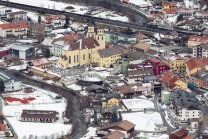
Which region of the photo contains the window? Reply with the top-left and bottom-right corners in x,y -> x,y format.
89,53 -> 91,59
77,55 -> 79,62
69,56 -> 71,64
74,55 -> 76,63
97,37 -> 99,40
83,54 -> 85,60
102,37 -> 103,40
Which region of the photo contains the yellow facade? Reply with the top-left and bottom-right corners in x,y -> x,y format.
162,3 -> 177,12
102,98 -> 119,108
187,40 -> 202,48
92,51 -> 122,68
174,80 -> 187,89
169,59 -> 186,73
58,25 -> 105,68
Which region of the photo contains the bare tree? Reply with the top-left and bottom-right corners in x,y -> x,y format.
28,135 -> 33,139
22,135 -> 27,139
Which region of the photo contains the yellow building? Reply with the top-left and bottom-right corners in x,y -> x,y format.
188,35 -> 208,48
92,46 -> 122,68
57,25 -> 105,68
185,58 -> 204,76
163,54 -> 186,73
102,94 -> 119,108
162,1 -> 177,12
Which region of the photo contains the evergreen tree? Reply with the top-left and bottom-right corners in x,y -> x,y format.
45,49 -> 50,58
0,80 -> 5,92
63,16 -> 70,29
118,111 -> 122,121
110,111 -> 119,123
38,16 -> 41,24
94,111 -> 98,125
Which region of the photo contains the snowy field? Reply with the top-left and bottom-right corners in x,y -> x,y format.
7,0 -> 129,22
80,127 -> 99,139
67,84 -> 83,91
121,112 -> 163,131
122,98 -> 154,111
2,85 -> 71,138
127,0 -> 152,6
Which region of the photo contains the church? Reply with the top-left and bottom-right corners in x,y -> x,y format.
57,24 -> 105,68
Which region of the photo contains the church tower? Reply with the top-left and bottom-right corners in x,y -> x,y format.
87,24 -> 96,39
96,27 -> 105,49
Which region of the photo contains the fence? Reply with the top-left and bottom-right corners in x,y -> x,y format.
4,100 -> 66,106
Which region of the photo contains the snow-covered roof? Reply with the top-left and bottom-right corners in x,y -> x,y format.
10,43 -> 34,51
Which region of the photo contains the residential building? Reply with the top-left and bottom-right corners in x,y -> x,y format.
92,46 -> 122,68
161,90 -> 171,104
21,109 -> 58,123
159,71 -> 187,90
0,6 -> 12,18
0,21 -> 27,38
164,8 -> 177,18
155,124 -> 167,132
136,34 -> 150,43
162,1 -> 177,12
96,120 -> 136,138
133,43 -> 151,52
195,11 -> 208,21
163,54 -> 186,73
185,58 -> 204,76
101,130 -> 125,139
148,13 -> 165,26
86,84 -> 109,97
177,19 -> 203,31
124,67 -> 154,85
145,49 -> 160,57
101,93 -> 119,108
51,34 -> 81,56
28,23 -> 52,37
0,70 -> 21,92
188,35 -> 208,48
191,118 -> 199,130
145,58 -> 170,75
7,11 -> 27,20
190,71 -> 208,88
10,43 -> 35,59
105,31 -> 137,44
43,15 -> 66,29
179,106 -> 202,121
176,8 -> 195,17
0,49 -> 10,59
70,23 -> 87,33
169,128 -> 188,139
164,30 -> 178,39
125,50 -> 149,62
28,58 -> 53,69
193,43 -> 208,58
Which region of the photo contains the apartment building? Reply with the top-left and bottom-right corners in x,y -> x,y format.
193,43 -> 208,58
188,35 -> 208,48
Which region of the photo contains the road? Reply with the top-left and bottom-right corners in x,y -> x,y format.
153,91 -> 176,133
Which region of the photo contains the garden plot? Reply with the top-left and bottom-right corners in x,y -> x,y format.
122,98 -> 154,111
2,85 -> 65,105
121,112 -> 163,132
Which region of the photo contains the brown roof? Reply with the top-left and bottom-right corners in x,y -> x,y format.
3,54 -> 17,60
97,46 -> 122,58
31,58 -> 53,67
191,118 -> 199,122
186,58 -> 204,71
22,109 -> 57,113
64,37 -> 99,51
145,49 -> 159,55
136,34 -> 148,40
133,43 -> 151,51
29,23 -> 47,31
60,55 -> 67,61
125,67 -> 154,76
21,113 -> 56,119
184,19 -> 200,25
165,8 -> 177,14
182,136 -> 193,139
200,43 -> 208,50
8,11 -> 27,15
162,1 -> 177,6
170,128 -> 188,137
97,120 -> 136,131
101,131 -> 125,139
126,50 -> 149,59
113,83 -> 144,94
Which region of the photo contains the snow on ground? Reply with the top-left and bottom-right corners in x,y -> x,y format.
138,133 -> 169,139
80,90 -> 88,96
7,61 -> 27,70
8,0 -> 129,22
80,127 -> 99,139
16,39 -> 38,43
122,98 -> 154,111
127,0 -> 152,6
164,110 -> 175,128
121,112 -> 163,131
154,33 -> 164,40
51,28 -> 72,34
2,85 -> 71,138
184,0 -> 199,9
166,14 -> 179,24
67,84 -> 83,91
47,56 -> 59,61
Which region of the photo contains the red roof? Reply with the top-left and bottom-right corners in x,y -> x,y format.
136,34 -> 149,40
188,35 -> 208,43
162,1 -> 177,6
186,58 -> 204,71
165,8 -> 177,14
0,124 -> 6,131
0,22 -> 28,29
147,58 -> 161,63
148,14 -> 164,20
61,34 -> 80,41
182,136 -> 193,139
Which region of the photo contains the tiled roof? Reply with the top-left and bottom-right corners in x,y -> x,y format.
148,14 -> 164,20
31,58 -> 53,67
101,131 -> 125,139
159,71 -> 174,83
199,43 -> 208,50
7,11 -> 27,15
97,46 -> 122,58
171,128 -> 188,138
0,21 -> 27,29
162,1 -> 177,6
133,43 -> 151,51
165,8 -> 177,14
145,49 -> 159,55
186,58 -> 204,71
46,15 -> 66,20
147,58 -> 161,63
188,35 -> 208,43
182,136 -> 193,139
97,120 -> 136,131
136,34 -> 148,40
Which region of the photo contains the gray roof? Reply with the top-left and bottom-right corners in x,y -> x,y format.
10,43 -> 34,51
0,70 -> 21,83
97,46 -> 122,58
166,30 -> 178,37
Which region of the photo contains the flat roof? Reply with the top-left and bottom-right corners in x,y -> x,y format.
10,43 -> 34,51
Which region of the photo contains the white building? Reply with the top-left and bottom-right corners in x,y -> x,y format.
193,43 -> 208,58
179,106 -> 202,121
70,23 -> 87,33
10,43 -> 35,59
0,21 -> 28,38
0,71 -> 21,92
7,11 -> 27,20
0,6 -> 12,18
44,15 -> 66,29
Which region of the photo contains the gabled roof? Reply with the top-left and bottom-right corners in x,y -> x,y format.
170,128 -> 188,137
162,1 -> 177,6
165,8 -> 177,14
133,43 -> 151,51
97,46 -> 122,58
31,58 -> 53,67
165,30 -> 178,37
0,21 -> 27,29
146,57 -> 161,63
136,34 -> 148,40
101,131 -> 125,139
199,43 -> 208,50
145,49 -> 159,55
188,35 -> 208,43
7,11 -> 27,15
186,58 -> 204,71
97,120 -> 136,131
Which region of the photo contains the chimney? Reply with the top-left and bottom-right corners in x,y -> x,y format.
79,39 -> 82,50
